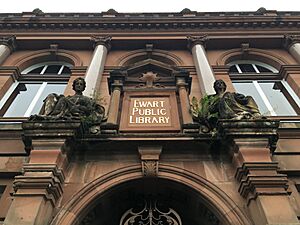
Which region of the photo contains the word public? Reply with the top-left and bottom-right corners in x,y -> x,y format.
129,99 -> 170,124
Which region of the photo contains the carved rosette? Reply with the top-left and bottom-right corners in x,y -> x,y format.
91,35 -> 112,50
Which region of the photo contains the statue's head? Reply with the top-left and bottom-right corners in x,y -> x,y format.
73,77 -> 86,93
213,79 -> 227,94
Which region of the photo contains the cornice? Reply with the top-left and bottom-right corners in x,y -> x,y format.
0,11 -> 300,31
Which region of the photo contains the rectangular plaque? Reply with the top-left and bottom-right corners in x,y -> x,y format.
120,92 -> 180,132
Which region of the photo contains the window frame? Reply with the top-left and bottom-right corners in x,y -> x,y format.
228,60 -> 279,74
229,60 -> 300,116
0,62 -> 71,118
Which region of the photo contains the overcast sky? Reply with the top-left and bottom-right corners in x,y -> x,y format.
0,0 -> 299,13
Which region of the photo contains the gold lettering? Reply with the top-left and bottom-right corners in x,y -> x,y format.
132,108 -> 139,115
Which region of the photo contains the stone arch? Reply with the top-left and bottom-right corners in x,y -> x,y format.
216,48 -> 289,70
118,49 -> 184,67
12,49 -> 82,71
50,164 -> 252,225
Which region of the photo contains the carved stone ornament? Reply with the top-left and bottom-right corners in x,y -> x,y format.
91,35 -> 112,50
136,71 -> 164,89
191,79 -> 262,132
139,146 -> 162,177
187,35 -> 208,50
0,35 -> 16,51
284,34 -> 300,49
29,78 -> 106,133
141,160 -> 158,176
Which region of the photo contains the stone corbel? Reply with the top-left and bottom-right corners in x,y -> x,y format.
138,146 -> 162,177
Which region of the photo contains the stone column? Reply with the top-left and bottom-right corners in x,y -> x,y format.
107,81 -> 122,125
285,35 -> 300,64
83,36 -> 111,97
0,36 -> 16,65
219,120 -> 300,225
188,36 -> 215,95
101,71 -> 125,134
176,77 -> 193,125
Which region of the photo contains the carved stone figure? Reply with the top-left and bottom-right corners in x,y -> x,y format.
191,79 -> 261,131
29,77 -> 106,124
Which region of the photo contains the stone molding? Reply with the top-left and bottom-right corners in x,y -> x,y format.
218,119 -> 279,152
138,146 -> 162,177
13,164 -> 65,206
235,162 -> 288,205
0,35 -> 16,51
0,66 -> 21,81
1,12 -> 300,31
279,65 -> 300,79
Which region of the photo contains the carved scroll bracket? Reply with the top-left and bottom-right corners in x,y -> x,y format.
138,146 -> 162,177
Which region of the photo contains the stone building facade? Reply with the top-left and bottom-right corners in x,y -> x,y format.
0,7 -> 300,225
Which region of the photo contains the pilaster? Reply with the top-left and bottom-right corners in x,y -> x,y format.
3,121 -> 81,225
218,119 -> 300,225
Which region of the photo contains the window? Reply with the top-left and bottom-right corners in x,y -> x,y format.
0,62 -> 71,117
228,60 -> 278,74
229,60 -> 300,116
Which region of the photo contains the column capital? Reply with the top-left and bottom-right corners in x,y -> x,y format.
187,35 -> 208,50
0,35 -> 17,52
91,35 -> 112,50
283,34 -> 300,49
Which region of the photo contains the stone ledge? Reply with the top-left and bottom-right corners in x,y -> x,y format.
218,119 -> 279,151
235,162 -> 279,181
